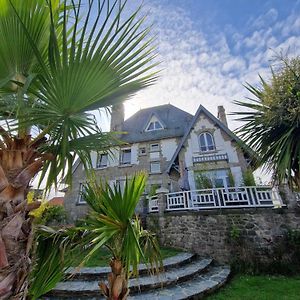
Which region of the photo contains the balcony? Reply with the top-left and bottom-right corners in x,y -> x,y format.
193,153 -> 228,164
148,186 -> 284,212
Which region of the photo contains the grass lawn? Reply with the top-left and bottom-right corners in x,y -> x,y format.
208,274 -> 300,300
73,247 -> 181,267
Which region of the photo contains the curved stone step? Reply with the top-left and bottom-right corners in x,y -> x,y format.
66,252 -> 195,281
129,266 -> 231,300
48,258 -> 213,298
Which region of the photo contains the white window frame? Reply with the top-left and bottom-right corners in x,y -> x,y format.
96,153 -> 108,168
120,148 -> 131,165
150,161 -> 161,173
145,121 -> 164,132
150,143 -> 160,152
78,183 -> 87,204
199,132 -> 215,152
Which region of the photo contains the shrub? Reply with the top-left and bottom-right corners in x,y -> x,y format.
41,205 -> 67,226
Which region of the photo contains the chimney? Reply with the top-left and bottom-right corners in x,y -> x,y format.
217,105 -> 228,127
110,103 -> 124,132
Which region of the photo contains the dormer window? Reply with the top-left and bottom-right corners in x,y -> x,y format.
146,121 -> 162,131
145,114 -> 164,132
199,132 -> 215,152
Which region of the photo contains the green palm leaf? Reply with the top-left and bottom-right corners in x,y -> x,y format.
234,56 -> 300,188
81,173 -> 162,277
0,0 -> 158,191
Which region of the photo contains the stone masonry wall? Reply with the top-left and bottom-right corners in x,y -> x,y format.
146,208 -> 300,264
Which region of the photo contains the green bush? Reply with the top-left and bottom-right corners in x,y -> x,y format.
195,172 -> 213,189
242,169 -> 256,186
41,205 -> 67,225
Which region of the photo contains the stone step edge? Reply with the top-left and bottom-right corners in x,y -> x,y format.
48,258 -> 213,297
128,266 -> 231,300
66,252 -> 195,281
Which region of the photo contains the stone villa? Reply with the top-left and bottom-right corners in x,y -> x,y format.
64,103 -> 254,222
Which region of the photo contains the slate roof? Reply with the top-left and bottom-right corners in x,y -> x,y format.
120,104 -> 193,143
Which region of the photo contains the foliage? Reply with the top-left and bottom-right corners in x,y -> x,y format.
242,169 -> 256,186
28,226 -> 82,300
81,173 -> 162,275
228,170 -> 235,187
0,0 -> 158,191
41,205 -> 67,225
229,224 -> 241,240
79,173 -> 162,298
0,1 -> 157,298
234,55 -> 300,189
148,184 -> 160,197
195,172 -> 213,189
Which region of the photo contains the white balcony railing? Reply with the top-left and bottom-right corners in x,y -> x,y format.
193,153 -> 228,164
148,186 -> 282,212
166,186 -> 282,211
148,195 -> 159,212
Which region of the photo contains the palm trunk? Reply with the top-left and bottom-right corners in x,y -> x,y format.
0,133 -> 46,299
99,258 -> 129,300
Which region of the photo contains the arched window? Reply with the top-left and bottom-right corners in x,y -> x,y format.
199,132 -> 215,152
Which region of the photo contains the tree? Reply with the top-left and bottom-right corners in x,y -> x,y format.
81,173 -> 162,300
234,56 -> 300,189
0,1 -> 157,298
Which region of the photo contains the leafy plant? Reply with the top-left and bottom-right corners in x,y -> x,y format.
0,1 -> 157,298
79,173 -> 162,299
228,170 -> 235,187
148,184 -> 160,197
234,55 -> 300,189
195,172 -> 213,189
28,226 -> 82,300
41,205 -> 67,225
242,169 -> 256,186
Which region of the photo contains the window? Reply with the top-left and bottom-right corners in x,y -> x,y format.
78,183 -> 87,204
146,121 -> 163,131
120,148 -> 131,165
96,153 -> 108,168
150,143 -> 159,152
150,161 -> 161,173
139,147 -> 146,155
199,132 -> 215,152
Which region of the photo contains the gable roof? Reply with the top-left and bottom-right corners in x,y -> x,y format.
120,104 -> 193,143
166,104 -> 256,173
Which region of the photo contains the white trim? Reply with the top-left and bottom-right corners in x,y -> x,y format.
199,132 -> 215,152
77,183 -> 87,204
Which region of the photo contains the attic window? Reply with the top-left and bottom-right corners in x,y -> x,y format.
146,121 -> 163,131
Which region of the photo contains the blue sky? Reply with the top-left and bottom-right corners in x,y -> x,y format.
120,0 -> 300,129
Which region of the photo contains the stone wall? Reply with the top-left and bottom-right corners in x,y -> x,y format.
146,207 -> 300,265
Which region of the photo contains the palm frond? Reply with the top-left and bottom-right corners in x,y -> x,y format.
234,56 -> 300,188
80,173 -> 162,277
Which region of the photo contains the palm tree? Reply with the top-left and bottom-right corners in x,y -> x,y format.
80,173 -> 162,300
234,56 -> 300,189
0,1 -> 157,298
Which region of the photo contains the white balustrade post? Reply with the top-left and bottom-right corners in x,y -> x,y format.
156,187 -> 169,216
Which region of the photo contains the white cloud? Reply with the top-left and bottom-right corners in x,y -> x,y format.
122,2 -> 300,131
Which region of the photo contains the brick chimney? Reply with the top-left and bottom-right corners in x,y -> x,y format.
217,105 -> 228,127
110,103 -> 124,132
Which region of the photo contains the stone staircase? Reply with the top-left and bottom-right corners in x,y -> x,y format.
45,253 -> 230,299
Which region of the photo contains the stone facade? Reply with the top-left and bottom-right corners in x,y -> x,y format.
147,205 -> 300,265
